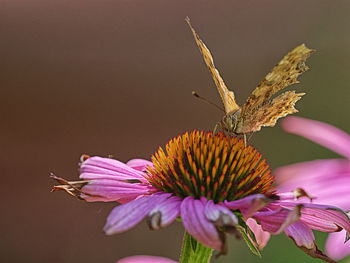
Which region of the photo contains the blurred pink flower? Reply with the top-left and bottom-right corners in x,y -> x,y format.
116,255 -> 176,263
275,116 -> 350,261
53,130 -> 350,262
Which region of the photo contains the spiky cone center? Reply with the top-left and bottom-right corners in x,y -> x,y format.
146,130 -> 275,203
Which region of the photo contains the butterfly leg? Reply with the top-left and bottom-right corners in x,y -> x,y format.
213,122 -> 221,135
243,133 -> 247,148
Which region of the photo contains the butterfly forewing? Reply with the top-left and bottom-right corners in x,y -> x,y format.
186,17 -> 240,115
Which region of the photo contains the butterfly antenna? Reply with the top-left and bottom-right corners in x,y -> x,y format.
192,91 -> 225,112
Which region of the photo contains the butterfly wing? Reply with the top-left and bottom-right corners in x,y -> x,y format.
234,44 -> 314,134
236,91 -> 305,133
186,18 -> 240,115
240,44 -> 314,119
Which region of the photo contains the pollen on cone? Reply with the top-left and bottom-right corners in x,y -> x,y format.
145,131 -> 275,202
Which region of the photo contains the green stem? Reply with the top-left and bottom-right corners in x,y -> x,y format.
179,231 -> 213,263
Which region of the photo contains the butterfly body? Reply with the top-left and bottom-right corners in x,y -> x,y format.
220,112 -> 240,134
186,18 -> 314,137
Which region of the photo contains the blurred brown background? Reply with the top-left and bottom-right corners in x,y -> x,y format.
1,1 -> 350,262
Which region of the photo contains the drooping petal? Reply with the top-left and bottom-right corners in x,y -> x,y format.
325,230 -> 350,261
148,195 -> 182,230
246,218 -> 270,249
104,193 -> 170,235
253,205 -> 302,234
285,221 -> 336,262
80,156 -> 147,182
285,221 -> 315,249
117,255 -> 177,263
224,194 -> 272,218
280,202 -> 350,233
181,197 -> 223,251
275,159 -> 350,210
126,159 -> 154,172
80,180 -> 152,202
282,116 -> 350,159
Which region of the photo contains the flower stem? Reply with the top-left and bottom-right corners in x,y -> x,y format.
179,231 -> 213,263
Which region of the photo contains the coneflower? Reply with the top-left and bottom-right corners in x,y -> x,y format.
52,130 -> 350,263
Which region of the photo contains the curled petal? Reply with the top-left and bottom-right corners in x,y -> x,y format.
205,200 -> 238,227
181,197 -> 223,251
148,196 -> 182,230
224,194 -> 272,218
326,230 -> 350,261
104,193 -> 170,235
117,255 -> 177,263
246,218 -> 270,249
282,116 -> 350,159
80,156 -> 147,182
254,205 -> 302,234
126,159 -> 154,172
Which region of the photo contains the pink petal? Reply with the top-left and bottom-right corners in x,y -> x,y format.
81,180 -> 152,202
280,202 -> 350,233
224,194 -> 272,218
246,218 -> 270,250
282,116 -> 350,159
205,200 -> 238,226
275,159 -> 350,188
275,159 -> 350,210
80,156 -> 147,182
126,159 -> 154,172
181,197 -> 223,251
300,204 -> 350,233
254,205 -> 302,234
104,193 -> 170,235
117,255 -> 177,263
285,221 -> 335,262
148,196 -> 182,230
285,221 -> 314,249
277,189 -> 313,202
325,230 -> 350,261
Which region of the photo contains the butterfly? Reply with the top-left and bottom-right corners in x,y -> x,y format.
186,18 -> 314,141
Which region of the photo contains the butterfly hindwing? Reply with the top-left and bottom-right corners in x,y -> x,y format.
236,91 -> 305,133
